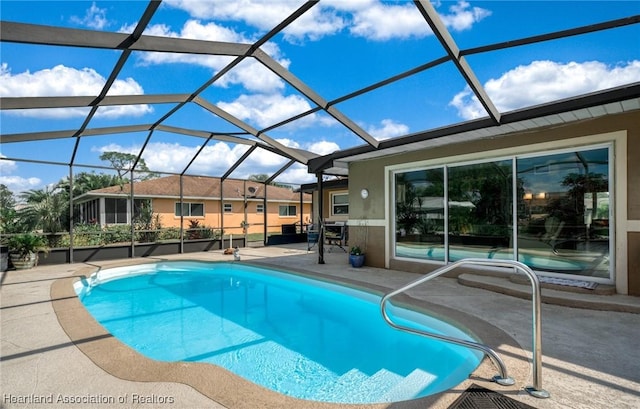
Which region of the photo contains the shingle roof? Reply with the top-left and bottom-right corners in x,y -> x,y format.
78,175 -> 311,202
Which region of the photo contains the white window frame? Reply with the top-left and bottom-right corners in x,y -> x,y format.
175,202 -> 205,217
103,197 -> 129,225
256,203 -> 264,213
386,131 -> 627,289
331,192 -> 349,216
279,205 -> 297,217
223,203 -> 233,213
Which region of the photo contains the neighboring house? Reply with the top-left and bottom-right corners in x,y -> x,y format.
74,175 -> 312,235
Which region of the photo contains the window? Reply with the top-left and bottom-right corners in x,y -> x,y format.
331,193 -> 349,215
105,198 -> 128,224
279,205 -> 297,217
256,203 -> 264,213
79,198 -> 149,225
395,168 -> 445,261
133,199 -> 151,220
223,203 -> 233,213
175,202 -> 204,217
77,199 -> 99,224
393,144 -> 611,280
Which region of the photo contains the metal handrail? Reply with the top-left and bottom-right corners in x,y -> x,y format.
380,258 -> 550,398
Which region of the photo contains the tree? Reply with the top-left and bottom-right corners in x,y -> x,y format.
19,186 -> 67,235
58,171 -> 121,198
248,173 -> 291,189
99,151 -> 159,189
546,172 -> 608,237
395,174 -> 421,234
249,174 -> 269,182
0,184 -> 15,210
0,184 -> 21,234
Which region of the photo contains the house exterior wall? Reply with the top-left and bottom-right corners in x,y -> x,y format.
318,188 -> 349,223
152,197 -> 311,235
348,111 -> 640,295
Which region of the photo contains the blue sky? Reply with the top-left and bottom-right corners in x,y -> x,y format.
1,0 -> 639,195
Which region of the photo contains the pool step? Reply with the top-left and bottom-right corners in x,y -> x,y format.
379,368 -> 437,401
458,273 -> 640,313
322,367 -> 441,403
317,368 -> 397,402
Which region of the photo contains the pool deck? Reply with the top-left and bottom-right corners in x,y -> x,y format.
2,243 -> 639,409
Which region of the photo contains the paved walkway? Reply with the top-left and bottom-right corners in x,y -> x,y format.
2,244 -> 639,408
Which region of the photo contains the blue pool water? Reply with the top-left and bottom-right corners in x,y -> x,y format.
75,261 -> 482,404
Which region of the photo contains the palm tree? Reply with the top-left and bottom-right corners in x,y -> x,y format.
58,171 -> 121,198
0,184 -> 21,234
19,186 -> 67,235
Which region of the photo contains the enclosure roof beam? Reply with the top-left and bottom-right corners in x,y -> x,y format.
414,0 -> 501,123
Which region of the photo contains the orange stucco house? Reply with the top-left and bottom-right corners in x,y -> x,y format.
74,175 -> 312,236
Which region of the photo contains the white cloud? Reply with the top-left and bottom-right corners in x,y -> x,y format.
276,163 -> 317,184
217,93 -> 315,129
130,20 -> 288,94
164,0 -> 489,42
91,141 -> 288,177
347,1 -> 428,41
0,175 -> 43,196
317,0 -> 490,41
164,0 -> 301,31
368,119 -> 409,140
0,64 -> 152,119
450,60 -> 640,120
306,140 -> 340,155
283,5 -> 347,42
164,0 -> 346,42
89,137 -> 325,182
70,2 -> 110,30
440,0 -> 492,32
0,156 -> 18,174
274,138 -> 300,149
148,141 -> 251,175
216,58 -> 287,93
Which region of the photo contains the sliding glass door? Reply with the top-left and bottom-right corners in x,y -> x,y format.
448,160 -> 513,262
393,144 -> 611,280
395,168 -> 445,261
517,147 -> 610,277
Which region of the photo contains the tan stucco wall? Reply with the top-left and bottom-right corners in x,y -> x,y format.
347,110 -> 640,294
312,188 -> 349,224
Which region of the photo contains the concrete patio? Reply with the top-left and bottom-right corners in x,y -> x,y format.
2,243 -> 639,409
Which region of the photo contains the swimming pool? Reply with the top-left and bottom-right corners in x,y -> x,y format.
74,261 -> 483,404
